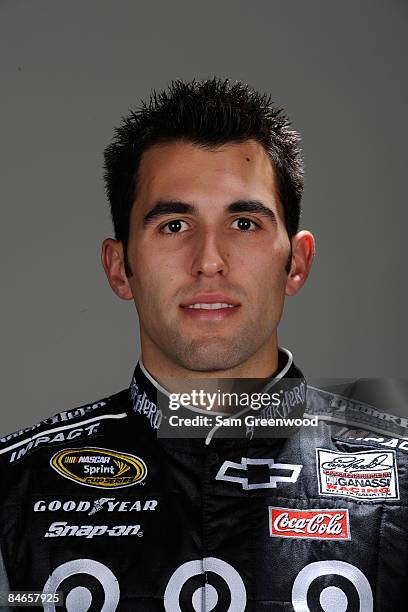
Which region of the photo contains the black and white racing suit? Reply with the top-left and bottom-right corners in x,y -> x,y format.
0,348 -> 407,611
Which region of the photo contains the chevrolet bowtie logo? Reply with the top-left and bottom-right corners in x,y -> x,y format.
215,457 -> 303,490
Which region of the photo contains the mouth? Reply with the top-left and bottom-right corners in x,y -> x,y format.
180,295 -> 241,320
184,303 -> 235,310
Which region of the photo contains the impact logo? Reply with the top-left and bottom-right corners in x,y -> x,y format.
316,448 -> 399,500
50,447 -> 147,489
6,423 -> 100,463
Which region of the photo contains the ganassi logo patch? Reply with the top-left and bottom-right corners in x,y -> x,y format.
316,448 -> 399,500
269,507 -> 350,540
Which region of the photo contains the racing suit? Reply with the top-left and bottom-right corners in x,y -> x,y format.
0,348 -> 407,611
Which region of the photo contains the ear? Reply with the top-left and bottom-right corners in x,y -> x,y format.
101,238 -> 133,300
285,230 -> 315,296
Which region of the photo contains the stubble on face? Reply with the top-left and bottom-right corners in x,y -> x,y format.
126,140 -> 291,376
141,302 -> 272,373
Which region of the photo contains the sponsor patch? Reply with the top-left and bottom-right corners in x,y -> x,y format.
0,401 -> 107,445
339,433 -> 408,453
33,498 -> 157,515
50,447 -> 147,489
269,507 -> 350,540
291,560 -> 373,610
215,457 -> 302,490
44,521 -> 143,538
130,380 -> 163,429
43,560 -> 120,610
6,422 -> 101,463
316,448 -> 399,500
329,394 -> 408,430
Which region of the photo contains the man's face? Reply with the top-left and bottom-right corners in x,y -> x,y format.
123,139 -> 293,372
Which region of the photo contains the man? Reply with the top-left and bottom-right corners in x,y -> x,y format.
0,79 -> 406,611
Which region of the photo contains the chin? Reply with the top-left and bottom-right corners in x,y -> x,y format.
172,340 -> 249,373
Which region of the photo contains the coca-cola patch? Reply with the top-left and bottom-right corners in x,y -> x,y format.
316,448 -> 399,501
269,507 -> 350,540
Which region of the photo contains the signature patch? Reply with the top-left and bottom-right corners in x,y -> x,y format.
269,507 -> 350,540
51,447 -> 147,489
316,448 -> 399,500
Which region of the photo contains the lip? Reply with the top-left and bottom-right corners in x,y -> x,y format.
181,305 -> 240,321
180,293 -> 241,321
180,294 -> 241,307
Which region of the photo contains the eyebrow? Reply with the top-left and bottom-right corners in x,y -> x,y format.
142,199 -> 277,226
227,200 -> 277,225
143,201 -> 194,226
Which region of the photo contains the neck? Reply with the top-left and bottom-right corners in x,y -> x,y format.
139,334 -> 280,396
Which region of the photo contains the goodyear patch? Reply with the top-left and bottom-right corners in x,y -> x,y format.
51,447 -> 147,489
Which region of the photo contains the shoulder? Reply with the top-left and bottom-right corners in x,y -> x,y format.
0,388 -> 131,465
306,384 -> 408,454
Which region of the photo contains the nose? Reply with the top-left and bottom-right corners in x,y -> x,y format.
190,229 -> 229,278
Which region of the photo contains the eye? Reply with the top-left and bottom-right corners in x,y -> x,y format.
231,217 -> 260,231
160,219 -> 189,234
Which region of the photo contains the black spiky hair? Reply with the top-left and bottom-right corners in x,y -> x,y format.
104,78 -> 304,273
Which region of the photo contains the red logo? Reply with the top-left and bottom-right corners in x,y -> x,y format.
269,507 -> 350,540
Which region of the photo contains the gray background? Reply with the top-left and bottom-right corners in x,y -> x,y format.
1,0 -> 407,434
